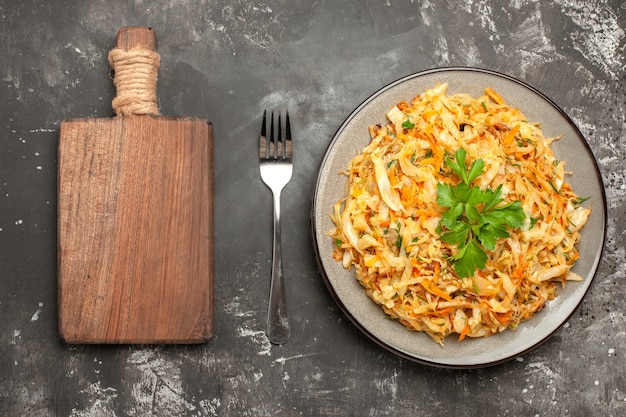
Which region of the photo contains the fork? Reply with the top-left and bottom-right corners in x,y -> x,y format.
259,109 -> 293,344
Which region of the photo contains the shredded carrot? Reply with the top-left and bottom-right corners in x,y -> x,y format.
503,124 -> 520,146
485,87 -> 505,105
496,310 -> 514,325
458,323 -> 470,341
433,261 -> 441,282
422,278 -> 452,302
432,307 -> 454,317
397,101 -> 409,111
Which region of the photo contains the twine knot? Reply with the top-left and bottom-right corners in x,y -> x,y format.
108,47 -> 160,116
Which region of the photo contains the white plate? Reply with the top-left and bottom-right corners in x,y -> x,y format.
311,67 -> 607,368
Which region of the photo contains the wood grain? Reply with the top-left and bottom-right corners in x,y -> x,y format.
57,27 -> 213,344
115,26 -> 157,51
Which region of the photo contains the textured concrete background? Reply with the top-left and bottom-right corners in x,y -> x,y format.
1,0 -> 624,416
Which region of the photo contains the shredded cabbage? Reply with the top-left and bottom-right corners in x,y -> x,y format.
329,83 -> 591,345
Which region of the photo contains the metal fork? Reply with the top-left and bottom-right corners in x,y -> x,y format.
259,110 -> 293,344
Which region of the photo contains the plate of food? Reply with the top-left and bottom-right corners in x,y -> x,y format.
311,67 -> 606,368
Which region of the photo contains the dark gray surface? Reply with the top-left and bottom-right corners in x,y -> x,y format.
1,0 -> 624,416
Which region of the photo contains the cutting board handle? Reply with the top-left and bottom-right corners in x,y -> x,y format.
115,26 -> 157,51
109,26 -> 160,116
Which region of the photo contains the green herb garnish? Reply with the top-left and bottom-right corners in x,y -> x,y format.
394,220 -> 402,248
574,196 -> 591,205
436,148 -> 526,278
402,118 -> 415,130
529,215 -> 542,229
548,180 -> 561,195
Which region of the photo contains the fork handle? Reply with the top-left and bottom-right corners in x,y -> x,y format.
267,190 -> 290,344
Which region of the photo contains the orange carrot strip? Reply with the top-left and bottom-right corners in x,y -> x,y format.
421,278 -> 452,301
459,323 -> 470,341
496,310 -> 513,325
503,124 -> 520,146
485,87 -> 505,105
432,307 -> 453,317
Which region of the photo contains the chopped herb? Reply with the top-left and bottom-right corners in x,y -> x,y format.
436,148 -> 526,278
529,215 -> 542,229
395,221 -> 402,248
481,101 -> 488,112
574,196 -> 591,205
548,180 -> 560,195
402,118 -> 415,130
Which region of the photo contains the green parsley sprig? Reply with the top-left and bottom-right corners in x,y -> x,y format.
436,148 -> 526,278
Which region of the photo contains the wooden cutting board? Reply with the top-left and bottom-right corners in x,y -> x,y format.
58,27 -> 213,344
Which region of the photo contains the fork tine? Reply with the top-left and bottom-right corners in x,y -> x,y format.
277,113 -> 283,159
260,110 -> 292,161
285,110 -> 292,159
270,110 -> 276,159
259,109 -> 268,159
